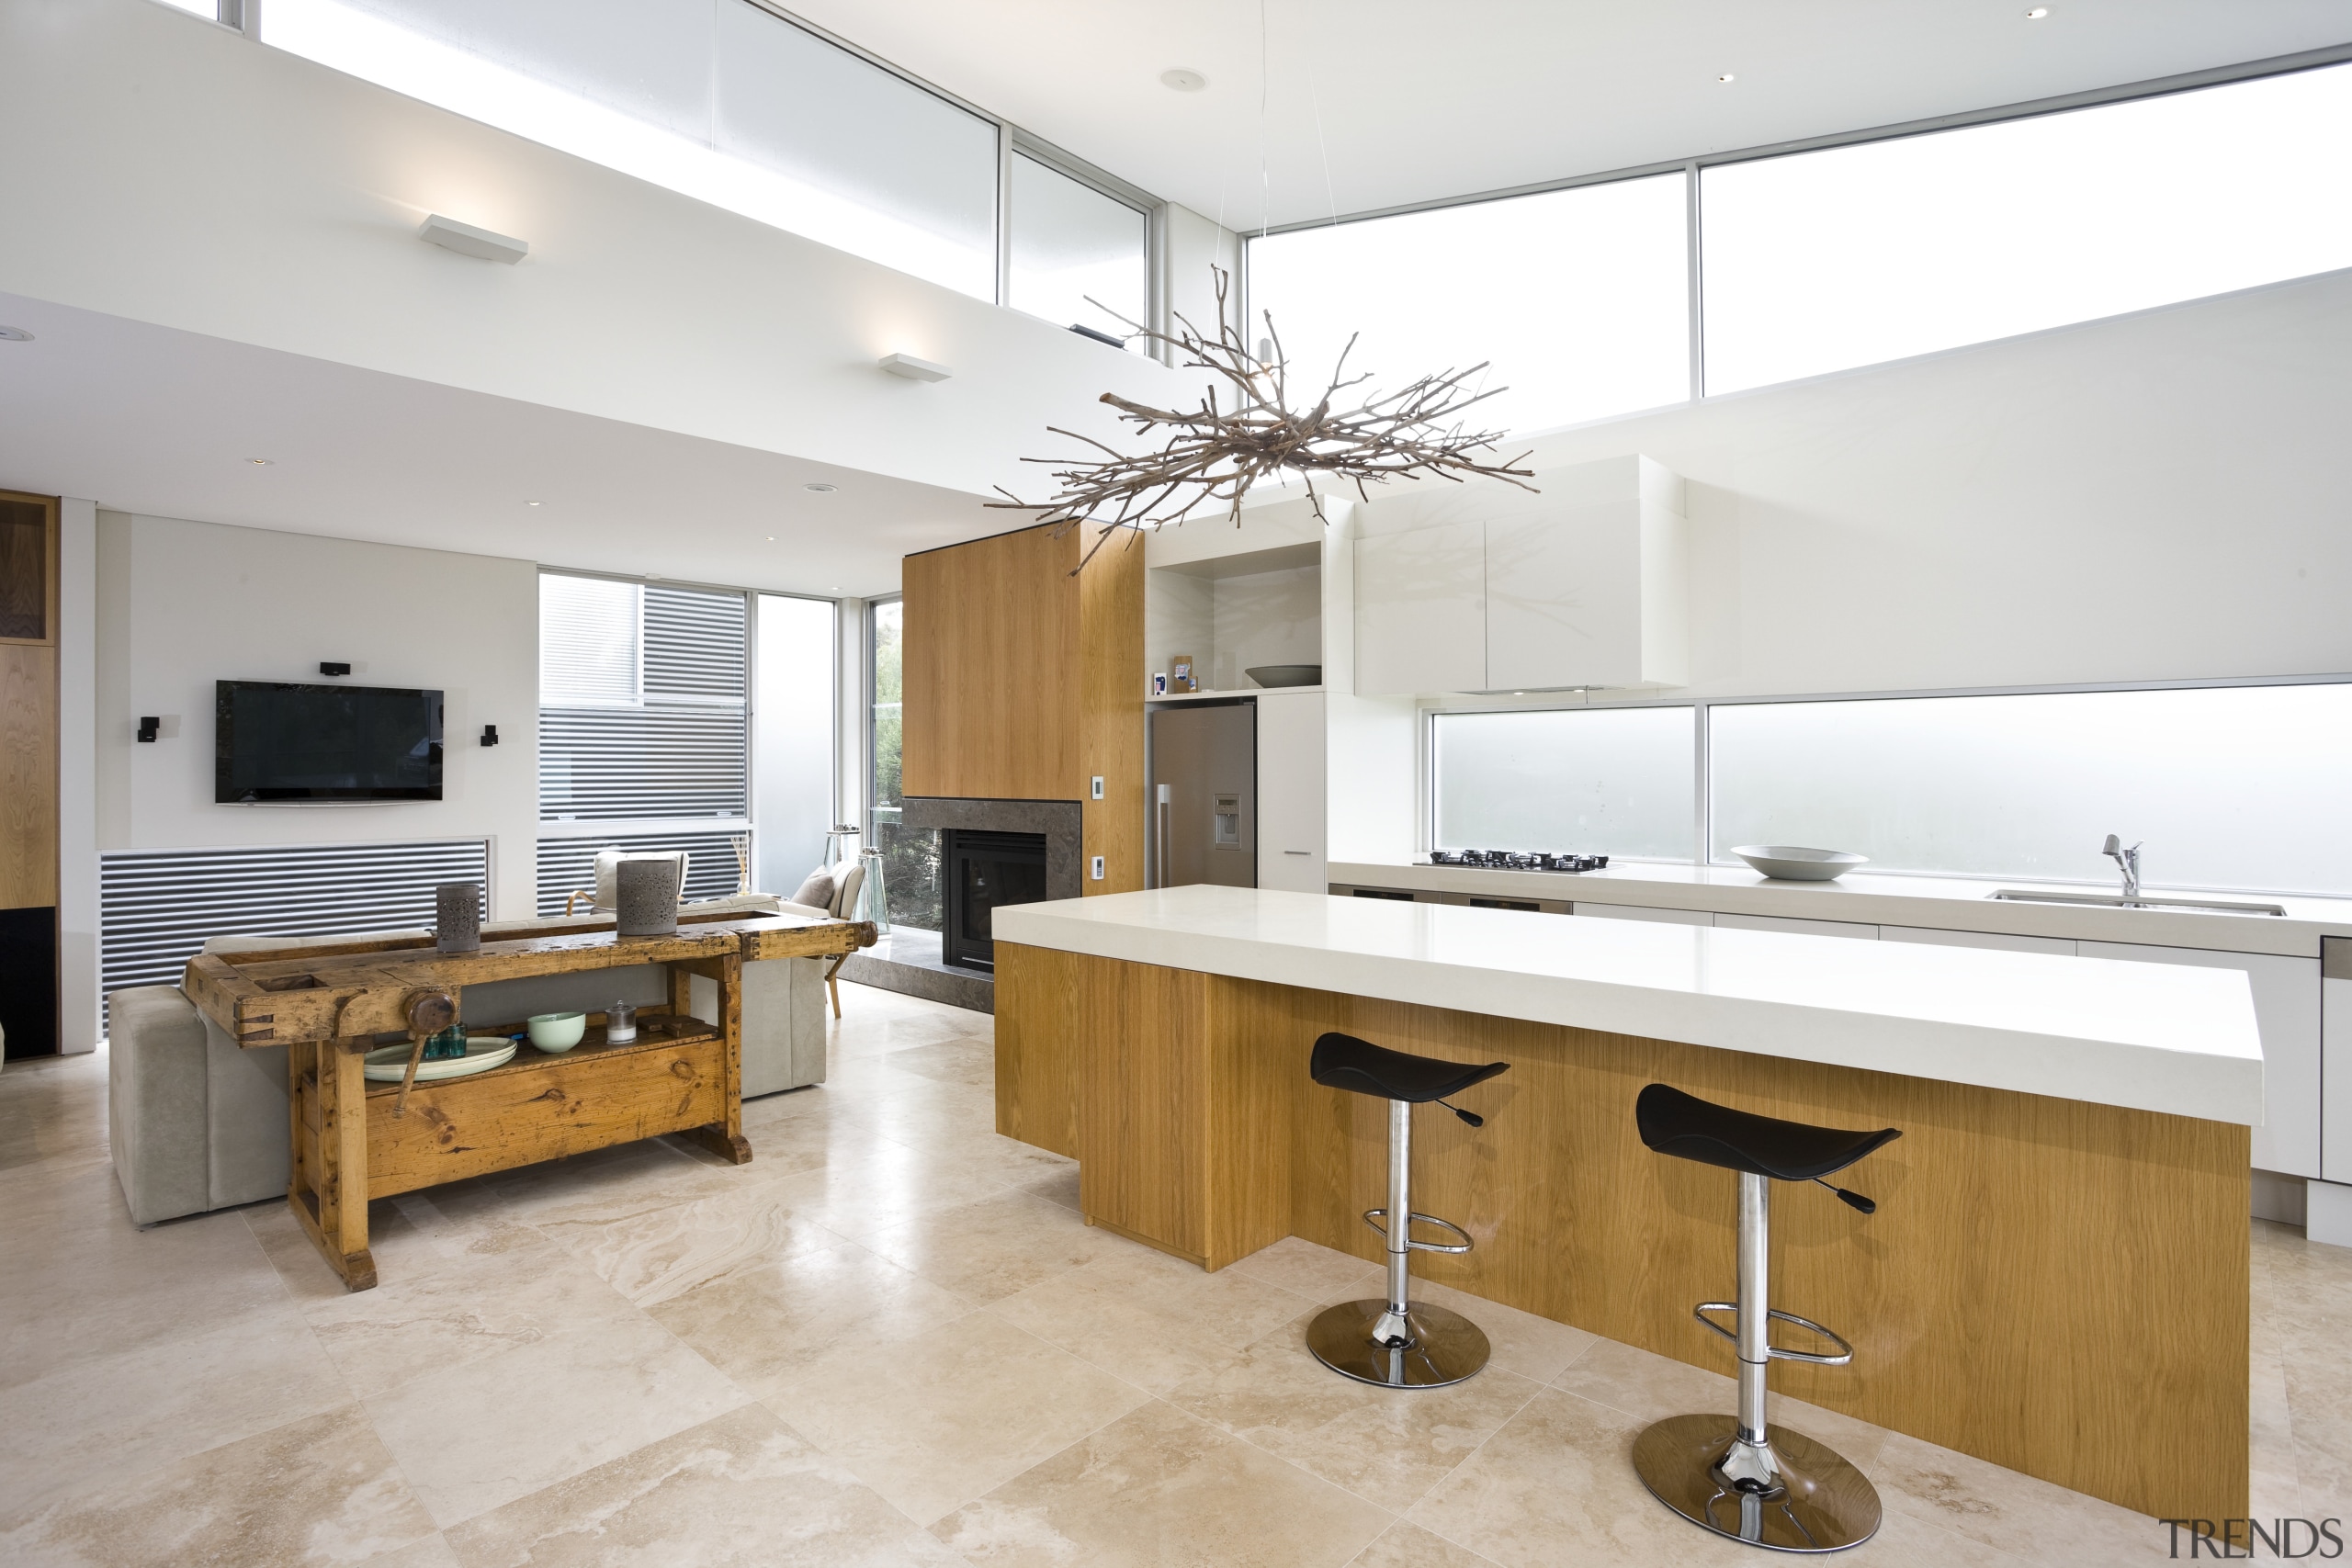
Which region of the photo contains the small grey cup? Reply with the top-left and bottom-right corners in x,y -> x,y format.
616,857 -> 681,937
435,882 -> 482,953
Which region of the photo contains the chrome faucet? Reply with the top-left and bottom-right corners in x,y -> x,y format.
2101,834 -> 2143,899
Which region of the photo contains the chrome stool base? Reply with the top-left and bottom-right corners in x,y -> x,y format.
1633,1414 -> 1883,1554
1306,1298 -> 1491,1388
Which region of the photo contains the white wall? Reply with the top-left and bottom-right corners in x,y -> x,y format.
1373,267 -> 2352,701
0,0 -> 1191,507
94,513 -> 540,918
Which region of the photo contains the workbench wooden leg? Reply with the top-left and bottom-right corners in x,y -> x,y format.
682,952 -> 752,1165
292,1038 -> 378,1292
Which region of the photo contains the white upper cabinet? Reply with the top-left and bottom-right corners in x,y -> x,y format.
1352,456 -> 1687,695
1256,690 -> 1328,893
1353,520 -> 1487,696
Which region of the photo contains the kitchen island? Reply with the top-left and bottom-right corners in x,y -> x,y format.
993,885 -> 2260,1523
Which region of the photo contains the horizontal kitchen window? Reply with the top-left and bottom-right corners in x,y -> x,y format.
1433,705 -> 1695,861
1707,683 -> 2352,897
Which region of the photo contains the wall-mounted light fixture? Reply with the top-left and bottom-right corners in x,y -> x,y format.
419,214 -> 530,265
879,353 -> 951,382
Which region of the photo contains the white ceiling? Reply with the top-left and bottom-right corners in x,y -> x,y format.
0,292 -> 1003,597
786,0 -> 2352,228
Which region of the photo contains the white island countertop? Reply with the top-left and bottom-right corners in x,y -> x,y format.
993,886 -> 2264,1125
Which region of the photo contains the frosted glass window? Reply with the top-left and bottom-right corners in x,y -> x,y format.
1246,174 -> 1690,436
265,0 -> 1000,299
1010,152 -> 1148,343
1702,63 -> 2352,394
752,594 -> 836,896
1708,686 -> 2352,896
1435,707 -> 1694,859
539,575 -> 640,706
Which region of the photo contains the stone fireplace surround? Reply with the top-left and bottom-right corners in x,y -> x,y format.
834,797 -> 1082,1013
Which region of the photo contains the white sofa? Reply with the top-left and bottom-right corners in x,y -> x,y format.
107,894 -> 825,1226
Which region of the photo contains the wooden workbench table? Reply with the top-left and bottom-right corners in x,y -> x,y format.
185,910 -> 873,1292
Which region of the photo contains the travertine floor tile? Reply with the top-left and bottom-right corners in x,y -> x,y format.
0,1403 -> 436,1567
1166,1311 -> 1544,1507
300,1233 -> 647,1401
771,1307 -> 1149,1526
1870,1430 -> 2163,1568
363,1314 -> 749,1528
1408,1388 -> 1754,1568
932,1400 -> 1390,1567
989,1240 -> 1307,1393
758,1136 -> 1016,1235
1348,1519 -> 1507,1568
1395,1278 -> 1600,1386
1226,1235 -> 1385,1301
444,1403 -> 964,1567
863,1189 -> 1127,1304
535,1175 -> 847,1308
0,1304 -> 351,1517
648,1238 -> 977,1400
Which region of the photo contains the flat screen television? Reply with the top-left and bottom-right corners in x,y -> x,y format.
215,681 -> 444,803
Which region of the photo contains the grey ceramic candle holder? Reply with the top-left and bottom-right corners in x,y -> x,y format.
435,882 -> 481,953
616,857 -> 681,937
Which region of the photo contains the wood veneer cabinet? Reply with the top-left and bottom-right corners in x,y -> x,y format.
901,522 -> 1143,893
0,490 -> 59,1058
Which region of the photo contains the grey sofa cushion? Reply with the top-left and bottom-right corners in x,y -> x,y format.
204,1017 -> 288,1212
107,986 -> 212,1226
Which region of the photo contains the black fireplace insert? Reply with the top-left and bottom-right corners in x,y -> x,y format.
941,829 -> 1048,970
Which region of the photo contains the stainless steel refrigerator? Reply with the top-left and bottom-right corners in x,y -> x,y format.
1148,701 -> 1256,889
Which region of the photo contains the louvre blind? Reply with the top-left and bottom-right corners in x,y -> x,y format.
98,839 -> 489,1024
539,577 -> 748,822
536,830 -> 750,916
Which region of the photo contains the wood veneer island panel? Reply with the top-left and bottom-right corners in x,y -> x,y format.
995,942 -> 2250,1524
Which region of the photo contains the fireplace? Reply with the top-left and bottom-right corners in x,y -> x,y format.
941,829 -> 1049,970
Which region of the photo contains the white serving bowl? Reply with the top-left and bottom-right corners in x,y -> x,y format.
527,1011 -> 587,1051
1731,845 -> 1870,882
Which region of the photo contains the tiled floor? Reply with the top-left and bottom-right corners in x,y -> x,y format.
1,984 -> 2344,1566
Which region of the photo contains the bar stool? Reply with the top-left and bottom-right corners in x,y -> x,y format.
1306,1032 -> 1509,1389
1631,1083 -> 1902,1554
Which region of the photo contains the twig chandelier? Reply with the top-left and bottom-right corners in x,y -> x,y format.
989,270 -> 1537,570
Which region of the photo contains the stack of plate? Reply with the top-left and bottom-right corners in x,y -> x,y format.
361,1038 -> 518,1082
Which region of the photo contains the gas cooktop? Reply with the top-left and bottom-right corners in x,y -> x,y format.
1426,851 -> 1610,873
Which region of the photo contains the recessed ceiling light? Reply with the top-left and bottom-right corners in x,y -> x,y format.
2024,6 -> 2050,16
246,457 -> 273,466
0,326 -> 33,343
1160,68 -> 1206,92
804,482 -> 838,493
765,535 -> 775,541
526,500 -> 543,507
1717,73 -> 1736,83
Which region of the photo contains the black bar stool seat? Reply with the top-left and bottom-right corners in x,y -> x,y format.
1306,1032 -> 1508,1390
1636,1084 -> 1901,1182
1630,1083 -> 1901,1555
1312,1034 -> 1509,1104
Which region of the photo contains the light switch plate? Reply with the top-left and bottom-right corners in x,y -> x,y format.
1090,775 -> 1104,800
1090,855 -> 1105,881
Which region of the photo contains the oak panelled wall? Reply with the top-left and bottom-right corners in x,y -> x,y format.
902,522 -> 1144,895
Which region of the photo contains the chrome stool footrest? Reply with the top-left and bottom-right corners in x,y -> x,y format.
1692,1303 -> 1856,1366
1362,1207 -> 1476,1254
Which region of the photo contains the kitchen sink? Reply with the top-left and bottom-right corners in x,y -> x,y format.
1986,889 -> 2287,916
